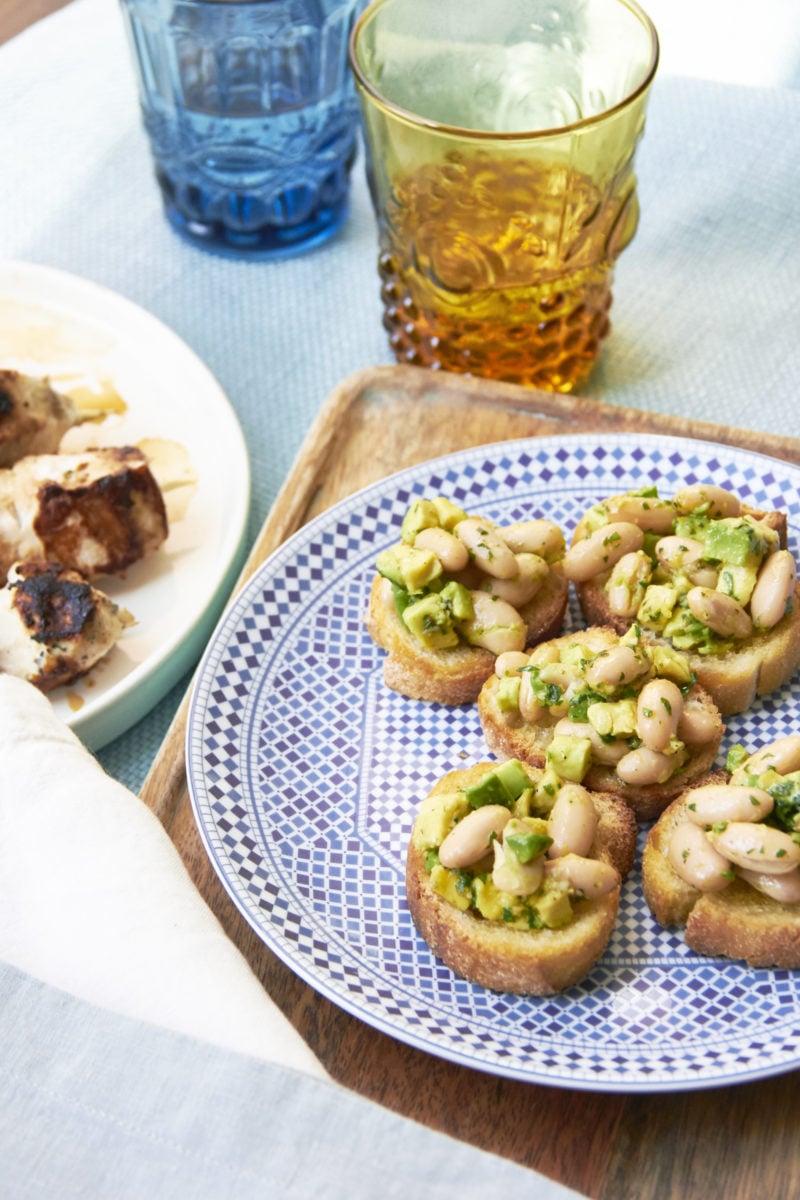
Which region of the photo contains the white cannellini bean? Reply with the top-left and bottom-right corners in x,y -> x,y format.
491,839 -> 545,896
544,853 -> 619,898
654,534 -> 719,586
518,669 -> 547,722
668,821 -> 733,892
494,650 -> 531,679
438,805 -> 512,869
654,535 -> 718,586
527,642 -> 561,666
673,483 -> 741,519
737,735 -> 800,779
553,718 -> 628,765
454,518 -> 518,579
684,784 -> 774,826
479,553 -> 549,606
413,525 -> 470,573
547,784 -> 598,858
749,550 -> 797,631
738,866 -> 800,904
603,495 -> 676,533
707,822 -> 800,875
501,519 -> 565,561
606,550 -> 653,618
655,534 -> 707,572
615,746 -> 676,786
584,644 -> 650,689
636,679 -> 684,753
458,591 -> 526,655
687,587 -> 753,639
677,702 -> 720,746
562,522 -> 645,582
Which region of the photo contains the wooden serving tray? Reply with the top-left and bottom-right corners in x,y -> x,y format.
140,366 -> 800,1199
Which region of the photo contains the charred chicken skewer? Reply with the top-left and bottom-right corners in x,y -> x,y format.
0,370 -> 78,467
0,560 -> 133,691
0,446 -> 168,579
0,368 -> 126,468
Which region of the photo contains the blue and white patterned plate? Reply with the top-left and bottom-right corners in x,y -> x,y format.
186,432 -> 800,1092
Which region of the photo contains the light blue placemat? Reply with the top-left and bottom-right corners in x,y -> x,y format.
2,0 -> 800,794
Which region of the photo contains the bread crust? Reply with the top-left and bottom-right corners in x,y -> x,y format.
642,778 -> 800,968
572,496 -> 800,716
366,567 -> 568,705
477,627 -> 724,821
405,763 -> 637,995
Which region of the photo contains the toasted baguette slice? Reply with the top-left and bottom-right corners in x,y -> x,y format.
642,779 -> 800,968
406,763 -> 637,995
367,567 -> 568,705
572,495 -> 800,716
477,627 -> 724,821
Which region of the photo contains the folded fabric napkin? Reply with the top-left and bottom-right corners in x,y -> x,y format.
0,673 -> 326,1079
0,674 -> 586,1198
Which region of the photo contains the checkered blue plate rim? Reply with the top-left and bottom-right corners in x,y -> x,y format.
186,432 -> 800,1092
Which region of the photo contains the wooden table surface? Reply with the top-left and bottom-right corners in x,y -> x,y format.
6,4 -> 799,1197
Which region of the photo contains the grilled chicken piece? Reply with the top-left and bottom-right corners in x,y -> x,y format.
0,370 -> 78,467
0,446 -> 168,579
0,561 -> 134,691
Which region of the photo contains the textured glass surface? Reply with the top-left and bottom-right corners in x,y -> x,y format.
120,0 -> 365,256
350,0 -> 658,389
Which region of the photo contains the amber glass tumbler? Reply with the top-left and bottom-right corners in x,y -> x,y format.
350,0 -> 658,391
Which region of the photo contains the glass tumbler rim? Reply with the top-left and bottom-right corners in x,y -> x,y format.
348,0 -> 659,141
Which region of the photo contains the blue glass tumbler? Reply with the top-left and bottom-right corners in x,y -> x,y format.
119,0 -> 364,256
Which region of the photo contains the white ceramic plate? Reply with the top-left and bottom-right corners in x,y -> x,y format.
187,432 -> 800,1091
0,261 -> 249,750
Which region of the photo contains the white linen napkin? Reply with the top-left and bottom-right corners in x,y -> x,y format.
0,674 -> 326,1079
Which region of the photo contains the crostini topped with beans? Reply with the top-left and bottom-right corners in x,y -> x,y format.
405,758 -> 637,994
365,497 -> 570,704
564,484 -> 800,715
642,734 -> 800,967
477,625 -> 724,821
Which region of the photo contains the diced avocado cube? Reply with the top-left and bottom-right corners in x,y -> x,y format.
546,735 -> 592,782
638,584 -> 678,632
580,503 -> 613,535
663,608 -> 725,654
431,497 -> 468,531
505,821 -> 552,863
376,544 -> 442,593
493,758 -> 535,800
496,675 -> 521,712
402,593 -> 459,649
717,563 -> 758,605
587,698 -> 637,738
642,530 -> 663,559
703,518 -> 766,567
440,580 -> 473,621
375,547 -> 407,587
647,644 -> 695,685
560,642 -> 590,667
465,759 -> 533,809
535,886 -> 574,929
429,864 -> 473,911
464,773 -> 510,808
400,499 -> 440,544
472,877 -> 514,922
412,791 -> 470,851
530,767 -> 562,813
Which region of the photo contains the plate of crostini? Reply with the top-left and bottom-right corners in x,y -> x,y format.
0,261 -> 249,750
187,432 -> 800,1091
